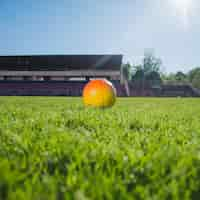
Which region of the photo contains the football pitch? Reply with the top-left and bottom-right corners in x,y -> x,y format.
0,97 -> 200,200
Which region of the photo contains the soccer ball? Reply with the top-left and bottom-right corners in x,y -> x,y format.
83,79 -> 116,108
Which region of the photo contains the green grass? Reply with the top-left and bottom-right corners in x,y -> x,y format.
0,97 -> 200,200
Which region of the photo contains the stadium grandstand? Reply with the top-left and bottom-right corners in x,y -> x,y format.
0,55 -> 126,96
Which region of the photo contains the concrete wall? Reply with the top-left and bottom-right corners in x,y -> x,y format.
0,80 -> 197,97
0,80 -> 126,97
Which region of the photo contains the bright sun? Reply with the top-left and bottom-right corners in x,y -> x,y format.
168,0 -> 193,27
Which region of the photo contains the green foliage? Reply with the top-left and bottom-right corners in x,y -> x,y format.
131,52 -> 162,88
188,68 -> 200,89
188,68 -> 200,82
0,97 -> 200,199
163,71 -> 188,84
132,69 -> 144,81
121,63 -> 132,82
175,71 -> 187,82
145,71 -> 162,87
143,51 -> 162,74
191,73 -> 200,89
163,68 -> 200,90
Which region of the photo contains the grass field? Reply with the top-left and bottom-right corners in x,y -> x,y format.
0,97 -> 200,200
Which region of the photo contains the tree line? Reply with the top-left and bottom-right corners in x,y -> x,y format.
122,52 -> 200,89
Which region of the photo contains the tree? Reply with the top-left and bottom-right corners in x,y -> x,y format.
131,68 -> 145,87
121,63 -> 132,83
174,71 -> 188,83
188,67 -> 200,82
191,73 -> 200,89
189,68 -> 200,89
145,71 -> 162,87
143,51 -> 162,74
131,51 -> 162,88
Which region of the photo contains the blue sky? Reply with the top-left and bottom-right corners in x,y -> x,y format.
0,0 -> 200,73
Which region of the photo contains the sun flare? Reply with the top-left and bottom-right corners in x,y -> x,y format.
168,0 -> 193,27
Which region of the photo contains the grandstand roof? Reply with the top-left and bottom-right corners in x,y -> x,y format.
0,55 -> 122,71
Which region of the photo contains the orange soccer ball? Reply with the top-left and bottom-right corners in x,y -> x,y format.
83,79 -> 116,108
